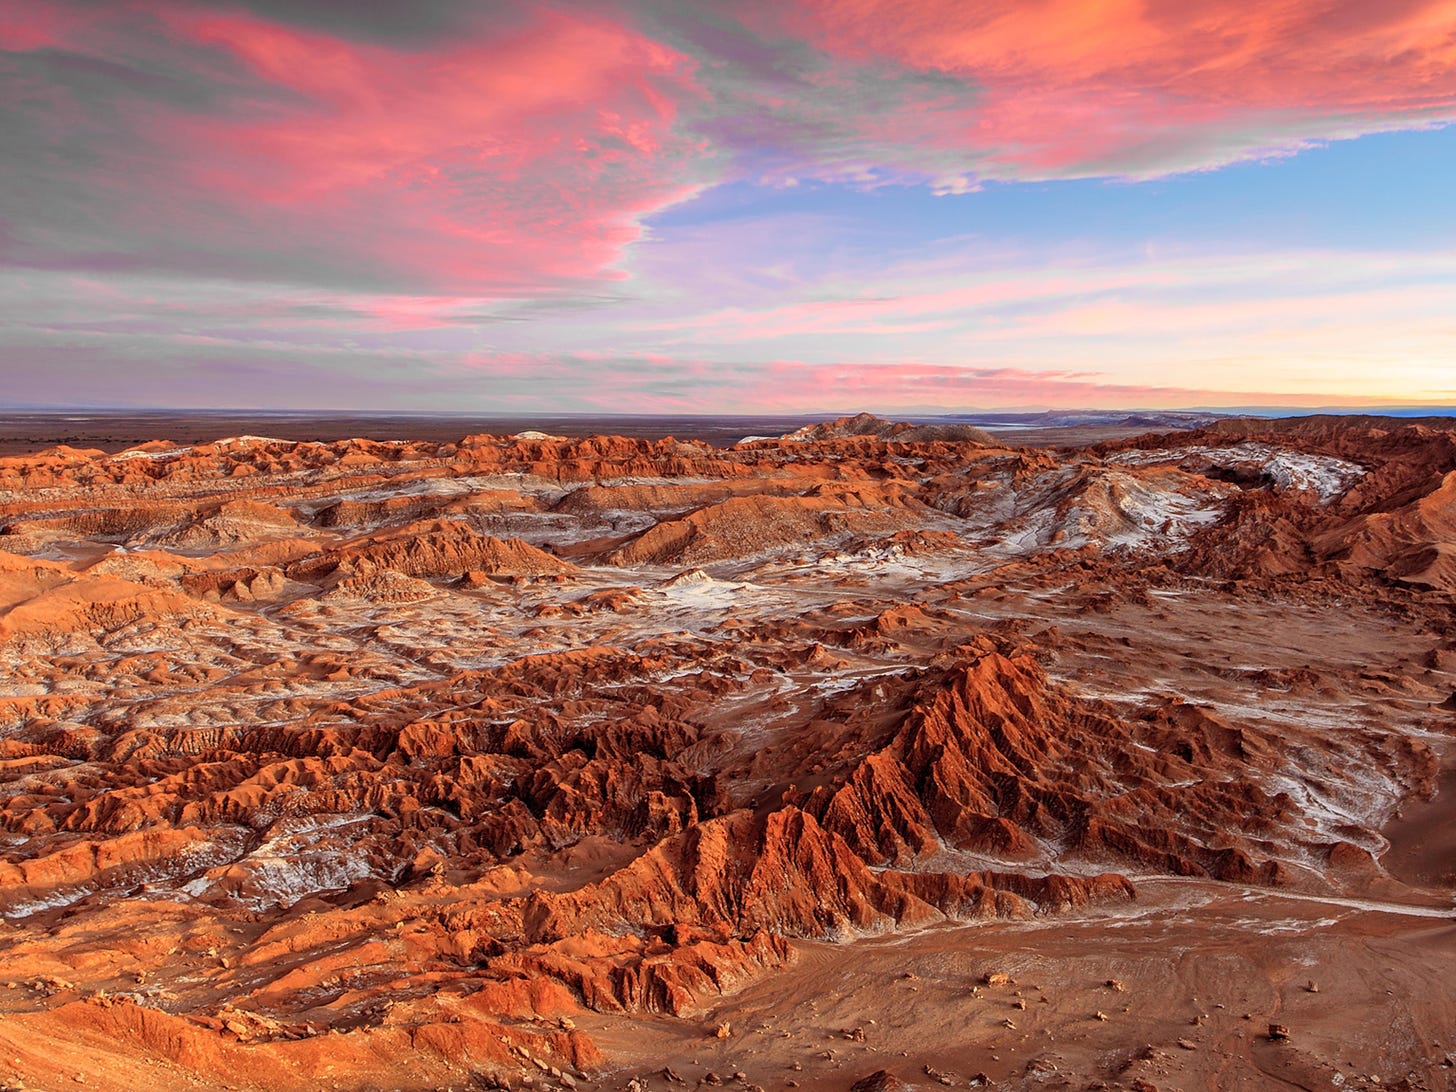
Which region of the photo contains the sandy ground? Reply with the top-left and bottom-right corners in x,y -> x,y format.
588,884 -> 1455,1091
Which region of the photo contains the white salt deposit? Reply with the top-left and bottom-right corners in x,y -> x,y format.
1111,444 -> 1365,503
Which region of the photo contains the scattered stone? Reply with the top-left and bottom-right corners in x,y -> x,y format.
1176,1039 -> 1198,1051
849,1071 -> 912,1092
1268,1024 -> 1291,1042
983,972 -> 1012,987
714,1021 -> 733,1039
1305,981 -> 1320,993
1105,979 -> 1127,992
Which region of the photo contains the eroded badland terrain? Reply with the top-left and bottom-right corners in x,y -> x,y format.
0,413 -> 1453,1092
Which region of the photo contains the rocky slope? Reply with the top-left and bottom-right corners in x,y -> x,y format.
0,416 -> 1453,1090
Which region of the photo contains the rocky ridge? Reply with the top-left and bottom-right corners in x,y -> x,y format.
0,414 -> 1453,1089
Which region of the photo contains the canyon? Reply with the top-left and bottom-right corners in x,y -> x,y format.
0,413 -> 1452,1091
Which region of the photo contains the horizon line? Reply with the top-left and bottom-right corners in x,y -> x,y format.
3,404 -> 1455,419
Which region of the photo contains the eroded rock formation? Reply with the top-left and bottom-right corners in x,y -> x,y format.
0,415 -> 1452,1089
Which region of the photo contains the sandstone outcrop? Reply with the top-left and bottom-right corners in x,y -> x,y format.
0,416 -> 1450,1089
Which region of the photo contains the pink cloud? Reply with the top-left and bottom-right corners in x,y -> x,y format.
441,351 -> 1406,413
759,0 -> 1456,182
742,358 -> 1407,411
4,1 -> 709,292
5,0 -> 1456,321
0,5 -> 79,51
630,267 -> 1172,342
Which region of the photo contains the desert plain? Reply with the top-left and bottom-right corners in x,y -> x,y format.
0,412 -> 1452,1091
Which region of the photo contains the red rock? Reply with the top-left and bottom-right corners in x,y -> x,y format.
0,416 -> 1448,1089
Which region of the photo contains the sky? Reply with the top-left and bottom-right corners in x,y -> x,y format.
3,0 -> 1456,415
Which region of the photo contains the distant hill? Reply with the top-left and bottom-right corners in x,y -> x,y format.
782,412 -> 997,444
936,410 -> 1228,430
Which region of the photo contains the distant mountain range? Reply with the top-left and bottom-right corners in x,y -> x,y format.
921,406 -> 1455,430
917,410 -> 1228,430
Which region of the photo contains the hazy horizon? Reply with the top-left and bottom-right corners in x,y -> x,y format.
3,404 -> 1455,421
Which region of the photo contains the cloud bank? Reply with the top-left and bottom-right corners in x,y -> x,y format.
3,0 -> 1455,408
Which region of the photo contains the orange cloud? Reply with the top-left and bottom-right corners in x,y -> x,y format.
772,0 -> 1456,179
